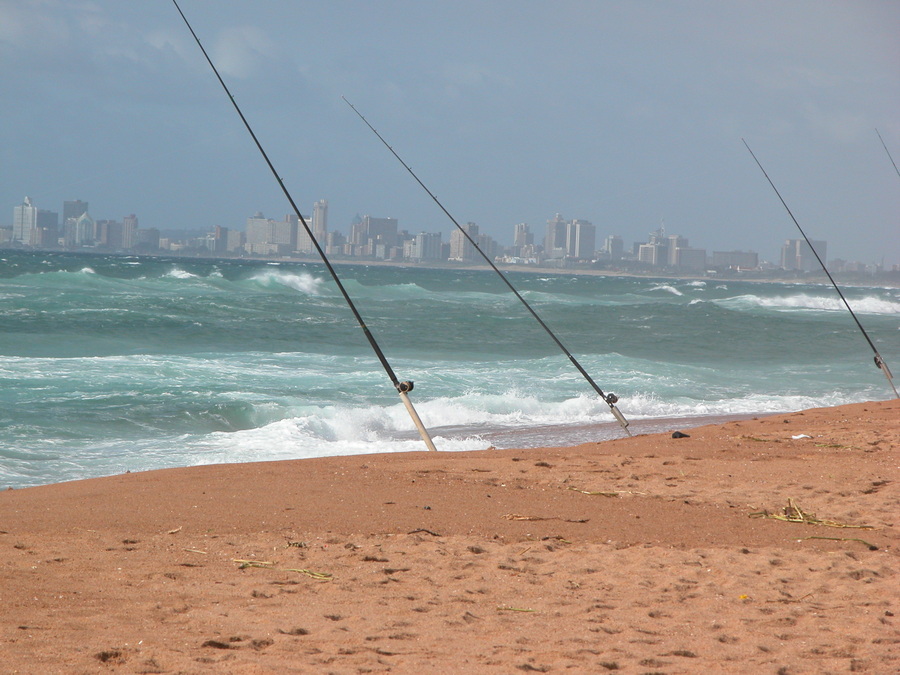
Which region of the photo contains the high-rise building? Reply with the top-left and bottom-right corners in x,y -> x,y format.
14,197 -> 57,247
245,212 -> 298,255
96,220 -> 122,249
73,212 -> 94,247
666,235 -> 689,266
566,219 -> 596,260
245,212 -> 270,251
63,200 -> 88,223
122,214 -> 138,250
603,235 -> 624,260
273,214 -> 298,250
638,243 -> 666,266
450,222 -> 479,261
225,228 -> 244,253
312,200 -> 328,242
363,216 -> 398,248
407,232 -> 443,261
325,230 -> 345,256
347,215 -> 398,256
13,197 -> 37,243
33,215 -> 59,247
545,214 -> 567,258
672,247 -> 707,271
781,239 -> 826,271
513,223 -> 533,249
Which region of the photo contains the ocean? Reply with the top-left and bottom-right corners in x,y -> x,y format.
2,250 -> 897,489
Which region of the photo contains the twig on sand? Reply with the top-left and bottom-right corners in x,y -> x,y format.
231,558 -> 275,569
567,487 -> 620,497
503,514 -> 589,523
803,536 -> 878,551
232,559 -> 332,580
233,559 -> 275,568
408,528 -> 442,537
283,568 -> 334,580
748,498 -> 873,529
497,606 -> 536,613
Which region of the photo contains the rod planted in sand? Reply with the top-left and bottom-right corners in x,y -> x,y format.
743,139 -> 898,399
171,0 -> 439,450
342,96 -> 632,436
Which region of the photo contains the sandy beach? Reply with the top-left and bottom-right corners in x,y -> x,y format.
1,399 -> 897,674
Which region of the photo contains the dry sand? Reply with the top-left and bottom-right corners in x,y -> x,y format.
1,399 -> 898,674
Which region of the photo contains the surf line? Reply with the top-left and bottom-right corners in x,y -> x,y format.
171,1 -> 438,451
342,97 -> 632,436
743,139 -> 898,399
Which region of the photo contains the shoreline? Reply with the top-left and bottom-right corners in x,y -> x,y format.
1,398 -> 897,672
4,409 -> 790,492
7,246 -> 898,289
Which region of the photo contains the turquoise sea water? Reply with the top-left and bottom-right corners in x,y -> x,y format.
2,251 -> 897,488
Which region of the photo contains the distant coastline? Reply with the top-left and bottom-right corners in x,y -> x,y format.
4,245 -> 897,289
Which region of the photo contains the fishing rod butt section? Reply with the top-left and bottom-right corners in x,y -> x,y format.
874,356 -> 899,399
743,138 -> 899,400
608,402 -> 632,436
397,384 -> 439,452
344,95 -> 634,438
172,1 -> 444,450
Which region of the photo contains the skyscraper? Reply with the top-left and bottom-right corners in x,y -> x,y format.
603,235 -> 624,260
63,200 -> 88,223
122,214 -> 138,250
13,197 -> 37,243
312,199 -> 328,242
513,223 -> 533,248
566,219 -> 596,260
545,213 -> 567,257
450,222 -> 479,261
13,197 -> 58,246
781,239 -> 827,271
408,232 -> 443,261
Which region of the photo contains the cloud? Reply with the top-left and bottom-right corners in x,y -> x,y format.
213,26 -> 279,79
0,0 -> 71,53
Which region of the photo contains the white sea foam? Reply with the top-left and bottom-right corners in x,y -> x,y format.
251,270 -> 324,294
646,284 -> 684,296
165,268 -> 198,279
724,293 -> 900,315
5,256 -> 896,489
146,386 -> 867,471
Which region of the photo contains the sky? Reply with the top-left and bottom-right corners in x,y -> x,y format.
1,0 -> 898,266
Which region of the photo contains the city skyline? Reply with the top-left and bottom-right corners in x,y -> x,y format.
2,1 -> 898,266
4,193 -> 867,277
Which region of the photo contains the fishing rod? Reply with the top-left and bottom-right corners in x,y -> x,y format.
742,139 -> 898,399
171,1 -> 438,451
875,128 -> 900,181
343,97 -> 632,435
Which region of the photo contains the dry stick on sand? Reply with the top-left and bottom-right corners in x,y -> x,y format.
748,498 -> 874,529
567,487 -> 647,496
803,536 -> 879,551
233,559 -> 333,580
502,514 -> 589,523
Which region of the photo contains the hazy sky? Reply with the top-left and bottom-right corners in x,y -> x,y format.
2,0 -> 898,265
